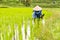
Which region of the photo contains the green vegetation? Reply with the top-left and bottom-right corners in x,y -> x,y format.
0,8 -> 60,40
0,0 -> 60,7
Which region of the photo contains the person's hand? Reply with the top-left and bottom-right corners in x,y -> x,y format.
40,14 -> 45,19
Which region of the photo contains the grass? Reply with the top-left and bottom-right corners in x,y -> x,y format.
0,8 -> 60,40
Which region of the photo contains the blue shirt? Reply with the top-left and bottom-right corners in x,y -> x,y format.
32,10 -> 42,18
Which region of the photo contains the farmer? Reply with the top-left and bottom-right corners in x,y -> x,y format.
32,5 -> 44,22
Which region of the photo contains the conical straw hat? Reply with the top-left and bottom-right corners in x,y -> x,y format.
33,5 -> 42,11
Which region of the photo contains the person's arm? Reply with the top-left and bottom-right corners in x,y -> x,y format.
41,14 -> 45,19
